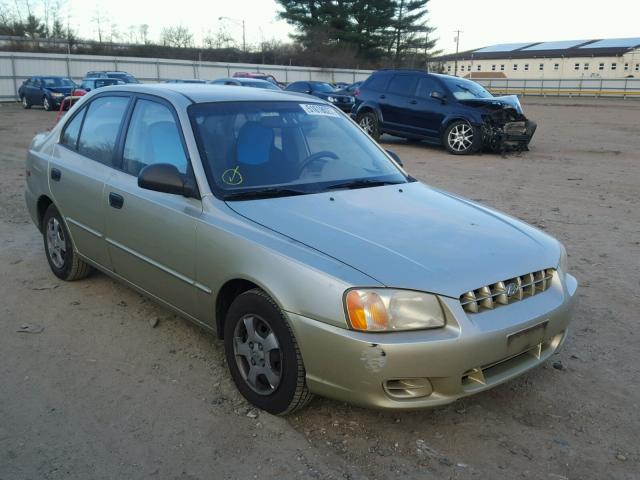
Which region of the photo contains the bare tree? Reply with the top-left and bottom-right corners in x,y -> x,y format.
160,25 -> 194,48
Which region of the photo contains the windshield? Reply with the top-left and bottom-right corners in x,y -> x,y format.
108,73 -> 139,84
243,81 -> 280,90
189,101 -> 407,199
42,77 -> 75,87
311,83 -> 335,93
442,77 -> 493,100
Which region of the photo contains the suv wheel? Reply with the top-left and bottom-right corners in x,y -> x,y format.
42,96 -> 52,111
42,204 -> 93,281
224,288 -> 313,415
21,95 -> 31,109
357,111 -> 380,141
443,120 -> 481,155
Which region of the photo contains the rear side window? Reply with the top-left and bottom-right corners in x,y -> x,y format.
387,75 -> 418,96
365,74 -> 390,92
60,107 -> 86,149
122,99 -> 188,176
77,96 -> 129,166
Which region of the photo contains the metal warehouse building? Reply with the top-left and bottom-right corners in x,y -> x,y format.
436,38 -> 640,79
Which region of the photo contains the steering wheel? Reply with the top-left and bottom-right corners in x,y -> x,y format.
298,151 -> 339,176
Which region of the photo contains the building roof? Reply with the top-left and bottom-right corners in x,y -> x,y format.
436,37 -> 640,61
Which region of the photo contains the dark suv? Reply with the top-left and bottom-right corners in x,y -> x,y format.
352,70 -> 536,154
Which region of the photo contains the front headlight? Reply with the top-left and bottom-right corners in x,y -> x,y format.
558,244 -> 568,274
50,92 -> 64,98
345,289 -> 445,332
327,96 -> 337,102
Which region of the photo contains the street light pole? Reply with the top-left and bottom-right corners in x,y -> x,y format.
454,30 -> 462,77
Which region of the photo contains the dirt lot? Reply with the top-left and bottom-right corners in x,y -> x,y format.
1,97 -> 638,480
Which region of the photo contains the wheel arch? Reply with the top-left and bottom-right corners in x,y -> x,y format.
215,278 -> 264,339
355,102 -> 384,124
36,195 -> 55,232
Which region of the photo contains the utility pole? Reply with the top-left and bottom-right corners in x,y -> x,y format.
454,30 -> 462,77
219,16 -> 246,52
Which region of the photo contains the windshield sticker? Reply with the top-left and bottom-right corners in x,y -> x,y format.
300,103 -> 340,117
221,166 -> 243,186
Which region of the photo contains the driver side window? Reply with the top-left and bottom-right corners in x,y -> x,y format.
123,99 -> 189,176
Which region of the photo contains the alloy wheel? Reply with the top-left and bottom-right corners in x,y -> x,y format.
46,217 -> 66,269
233,314 -> 282,395
22,96 -> 28,107
359,116 -> 374,134
448,123 -> 474,152
43,97 -> 50,110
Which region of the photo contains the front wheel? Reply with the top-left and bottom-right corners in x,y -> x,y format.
443,120 -> 481,155
42,204 -> 93,281
42,96 -> 52,111
357,111 -> 380,141
224,289 -> 313,415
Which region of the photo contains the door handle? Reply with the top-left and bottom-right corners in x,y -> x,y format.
108,192 -> 124,209
409,99 -> 417,105
50,168 -> 61,181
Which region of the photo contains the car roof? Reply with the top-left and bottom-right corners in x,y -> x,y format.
98,83 -> 322,104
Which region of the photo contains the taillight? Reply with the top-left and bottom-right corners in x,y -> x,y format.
354,88 -> 360,97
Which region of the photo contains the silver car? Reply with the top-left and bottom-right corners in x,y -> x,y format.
25,84 -> 577,414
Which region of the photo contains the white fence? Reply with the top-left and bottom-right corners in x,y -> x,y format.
0,51 -> 374,101
475,77 -> 640,98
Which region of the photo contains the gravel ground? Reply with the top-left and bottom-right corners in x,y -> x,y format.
1,97 -> 638,480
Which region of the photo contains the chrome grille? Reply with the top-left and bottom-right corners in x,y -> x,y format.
460,269 -> 555,314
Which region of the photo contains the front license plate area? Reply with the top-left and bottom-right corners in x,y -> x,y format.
507,321 -> 548,356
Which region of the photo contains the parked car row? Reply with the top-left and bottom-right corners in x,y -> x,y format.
17,67 -> 535,155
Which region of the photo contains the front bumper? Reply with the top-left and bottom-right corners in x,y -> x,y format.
289,272 -> 577,410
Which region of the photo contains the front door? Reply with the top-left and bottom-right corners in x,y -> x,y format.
104,97 -> 202,318
405,76 -> 447,138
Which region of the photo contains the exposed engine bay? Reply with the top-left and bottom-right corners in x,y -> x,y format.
461,95 -> 537,153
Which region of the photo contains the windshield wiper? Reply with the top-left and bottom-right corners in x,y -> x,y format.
324,179 -> 405,191
223,187 -> 309,201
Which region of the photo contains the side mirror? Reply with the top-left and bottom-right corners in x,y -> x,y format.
430,91 -> 446,103
385,149 -> 404,167
138,163 -> 197,198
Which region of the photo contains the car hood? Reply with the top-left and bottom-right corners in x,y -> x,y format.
226,182 -> 560,298
313,91 -> 353,100
459,95 -> 523,114
45,86 -> 75,95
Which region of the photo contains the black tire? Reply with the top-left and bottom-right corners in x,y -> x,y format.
443,120 -> 482,155
42,96 -> 52,111
21,95 -> 31,109
224,288 -> 312,415
356,110 -> 380,142
42,204 -> 93,281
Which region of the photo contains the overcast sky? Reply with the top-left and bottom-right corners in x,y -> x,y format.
64,0 -> 640,54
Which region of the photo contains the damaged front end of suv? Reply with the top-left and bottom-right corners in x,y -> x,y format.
463,95 -> 537,152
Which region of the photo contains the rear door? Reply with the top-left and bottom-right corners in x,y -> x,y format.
103,95 -> 202,317
49,94 -> 131,269
28,78 -> 42,104
382,74 -> 419,132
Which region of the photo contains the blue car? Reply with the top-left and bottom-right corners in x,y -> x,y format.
18,76 -> 77,111
352,69 -> 537,154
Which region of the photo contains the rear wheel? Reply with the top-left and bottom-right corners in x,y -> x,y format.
42,204 -> 93,281
443,120 -> 481,155
357,111 -> 380,142
21,95 -> 31,109
224,289 -> 312,415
